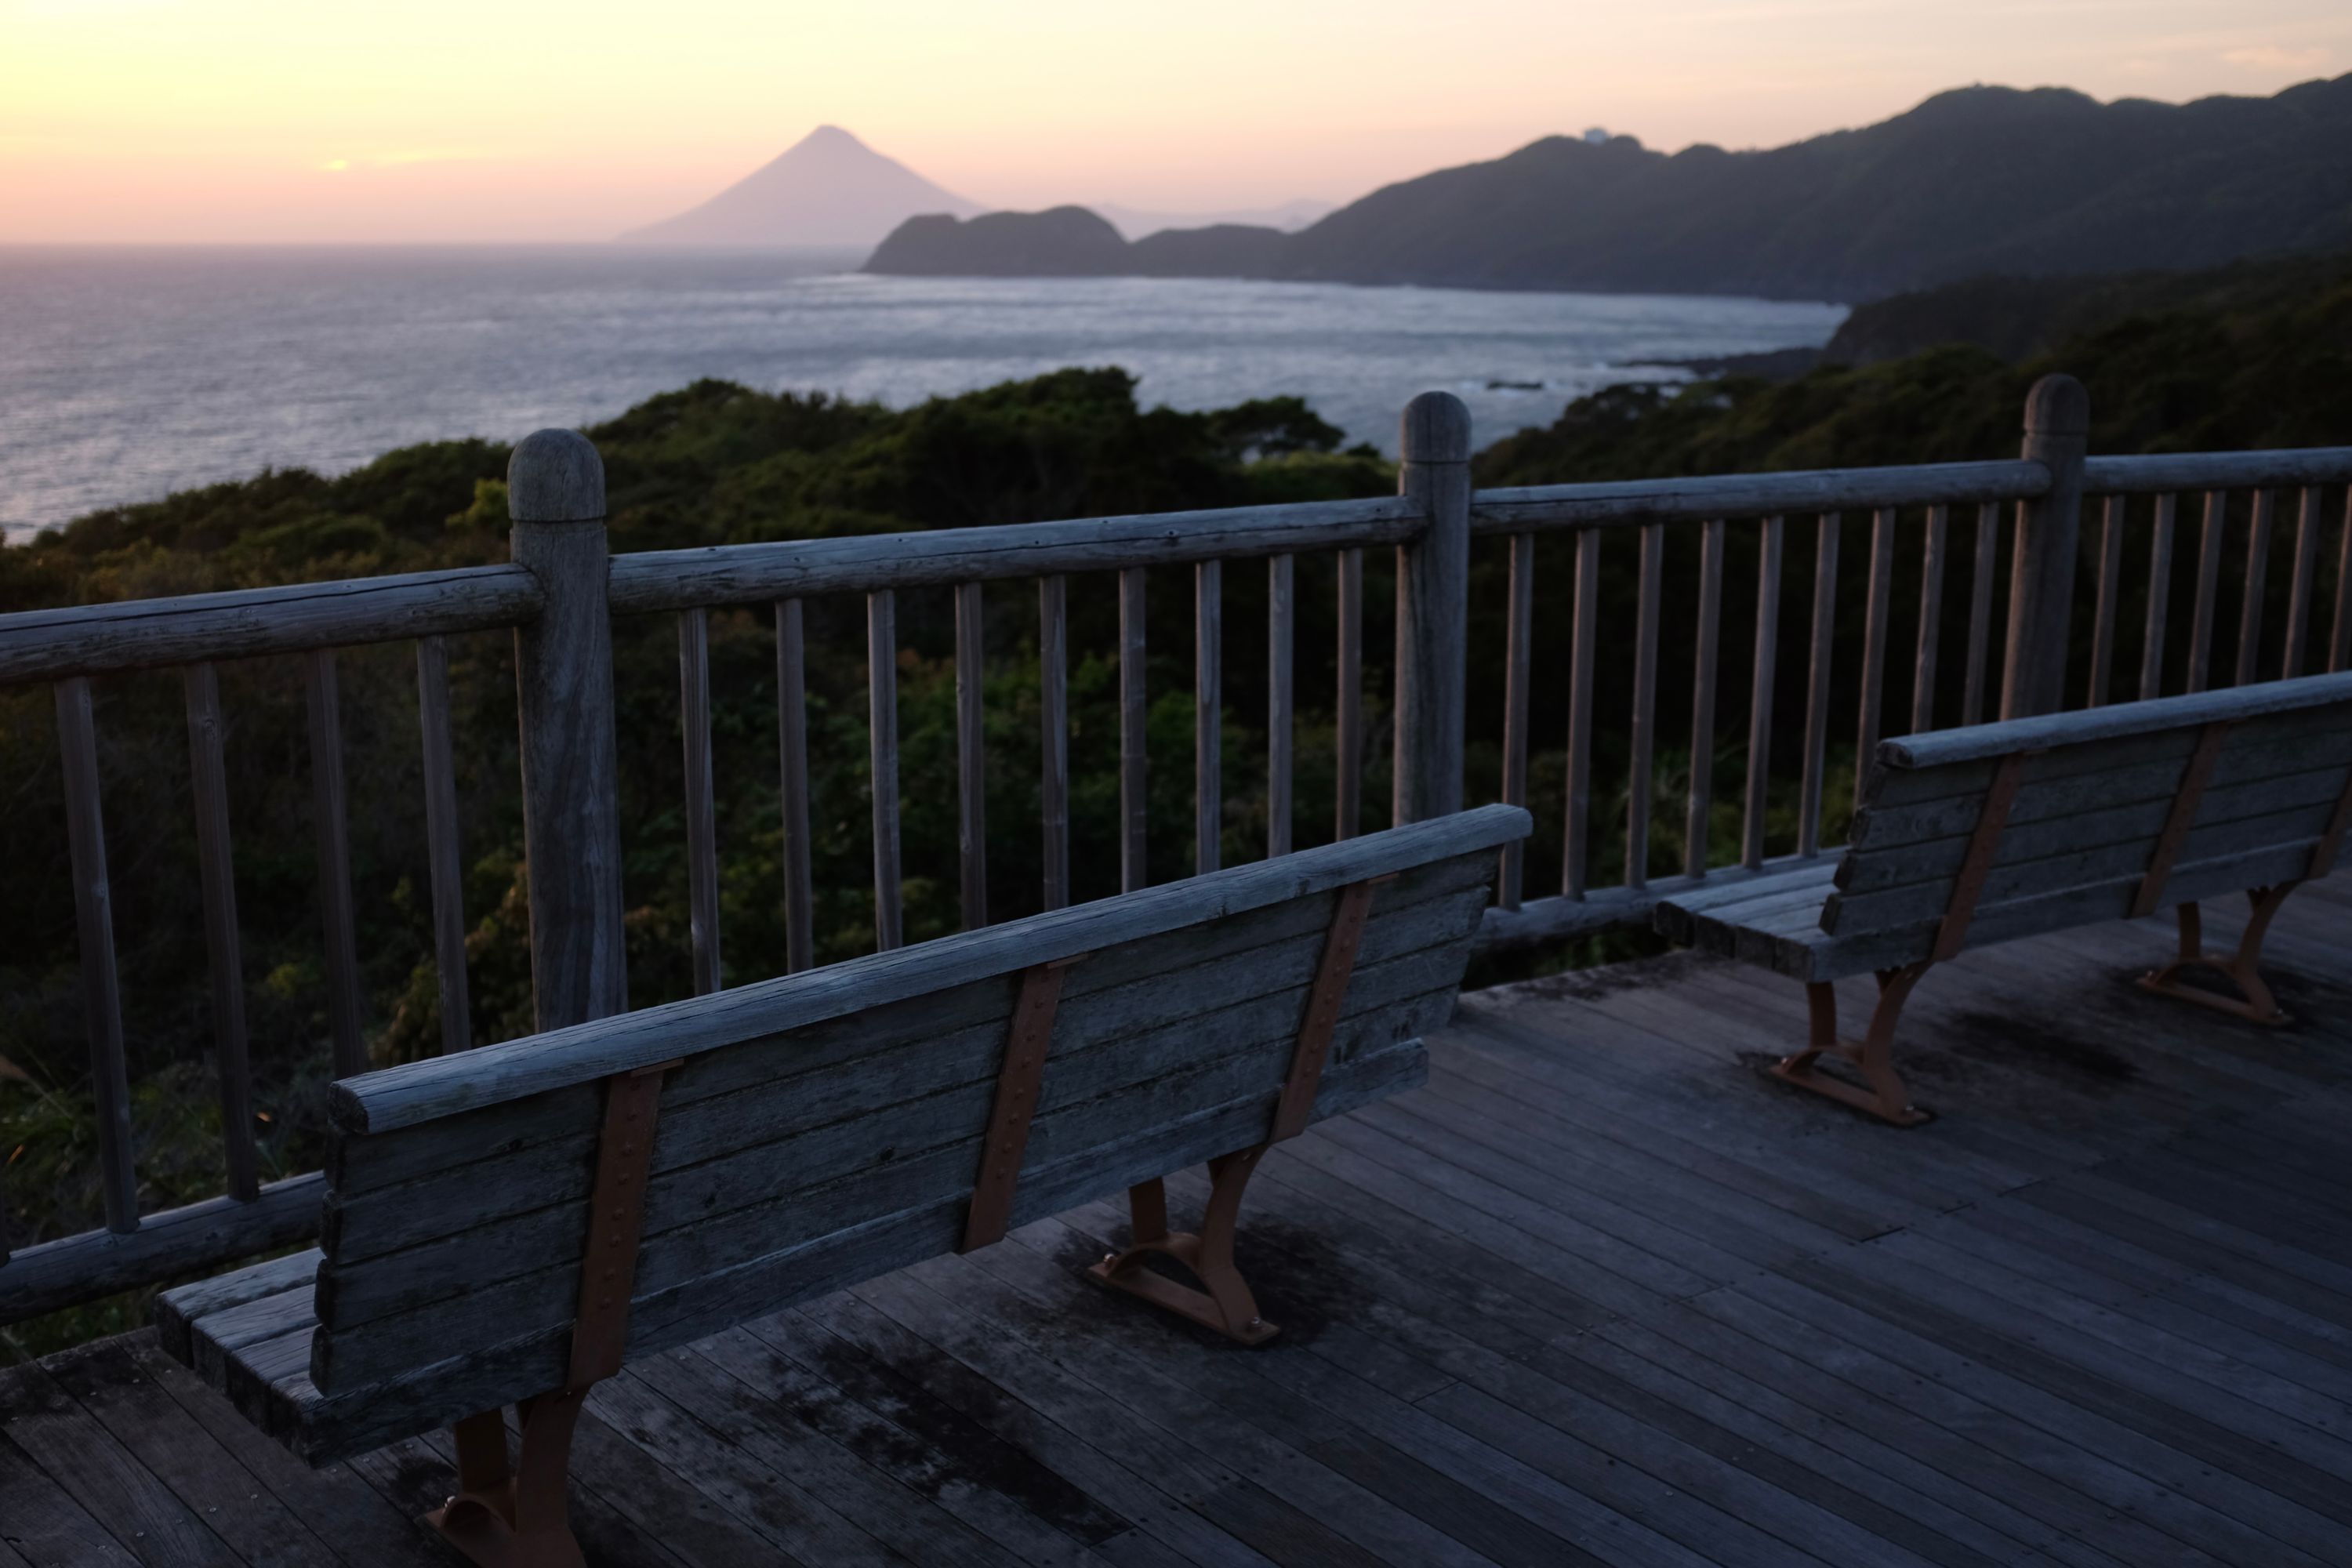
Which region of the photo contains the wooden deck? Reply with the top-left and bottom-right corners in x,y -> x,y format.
7,882 -> 2352,1568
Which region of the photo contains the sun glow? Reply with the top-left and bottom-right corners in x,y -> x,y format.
2,0 -> 2345,242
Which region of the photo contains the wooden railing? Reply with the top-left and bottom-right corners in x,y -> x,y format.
2,375 -> 2347,1323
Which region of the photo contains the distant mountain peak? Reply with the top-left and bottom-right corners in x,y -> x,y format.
619,126 -> 983,248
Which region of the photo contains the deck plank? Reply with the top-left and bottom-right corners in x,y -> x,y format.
9,886 -> 2351,1566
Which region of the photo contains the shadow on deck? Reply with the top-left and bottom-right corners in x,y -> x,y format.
7,884 -> 2352,1567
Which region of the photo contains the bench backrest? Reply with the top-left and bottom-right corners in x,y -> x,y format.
1824,671 -> 2352,968
300,805 -> 1528,1455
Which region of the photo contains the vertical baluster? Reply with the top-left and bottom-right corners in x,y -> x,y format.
1120,566 -> 1148,891
1625,524 -> 1664,889
1741,517 -> 1784,871
56,677 -> 136,1233
1961,502 -> 1998,726
2234,488 -> 2276,687
1334,549 -> 1362,841
305,650 -> 365,1079
2140,493 -> 2176,700
678,608 -> 722,995
1266,555 -> 1295,859
1854,507 -> 1894,808
775,600 -> 814,972
1682,520 -> 1725,880
1911,505 -> 1948,733
955,582 -> 987,929
1563,528 -> 1600,898
2086,495 -> 2126,707
2282,488 -> 2321,679
1499,533 -> 1534,905
1798,514 -> 1840,858
867,590 -> 902,951
2187,491 -> 2226,693
1038,577 -> 1070,909
2332,484 -> 2352,673
183,663 -> 257,1195
415,637 -> 470,1053
1195,561 -> 1221,876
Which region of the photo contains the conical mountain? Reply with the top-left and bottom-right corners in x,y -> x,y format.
621,126 -> 985,247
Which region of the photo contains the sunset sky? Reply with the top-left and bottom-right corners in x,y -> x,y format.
3,0 -> 2347,243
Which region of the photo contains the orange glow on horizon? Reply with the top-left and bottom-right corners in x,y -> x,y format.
2,0 -> 2346,242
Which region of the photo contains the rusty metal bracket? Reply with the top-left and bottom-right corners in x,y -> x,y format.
1271,876 -> 1386,1143
2139,883 -> 2300,1025
961,957 -> 1082,1253
425,1058 -> 681,1568
1933,750 -> 2031,963
2132,721 -> 2234,918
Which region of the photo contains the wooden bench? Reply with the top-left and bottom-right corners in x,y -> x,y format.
1655,672 -> 2352,1126
154,804 -> 1529,1568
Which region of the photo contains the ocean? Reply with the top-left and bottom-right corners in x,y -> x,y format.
0,246 -> 1845,541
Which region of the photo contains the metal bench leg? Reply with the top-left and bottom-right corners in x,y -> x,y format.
426,1388 -> 589,1568
1772,967 -> 1932,1127
2137,884 -> 2299,1025
1090,1145 -> 1279,1345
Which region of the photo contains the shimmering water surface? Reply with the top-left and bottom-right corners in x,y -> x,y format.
0,246 -> 1845,539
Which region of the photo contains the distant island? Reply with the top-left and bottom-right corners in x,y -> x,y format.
864,75 -> 2352,301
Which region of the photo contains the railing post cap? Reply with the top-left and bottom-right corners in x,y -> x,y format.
1400,392 -> 1472,464
2022,374 -> 2089,438
508,430 -> 606,524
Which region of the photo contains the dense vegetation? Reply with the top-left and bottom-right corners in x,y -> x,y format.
4,256 -> 2349,1356
868,77 -> 2352,300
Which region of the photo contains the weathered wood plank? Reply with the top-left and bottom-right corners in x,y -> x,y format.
1267,554 -> 1294,861
1685,518 -> 1724,880
680,607 -> 723,993
2087,495 -> 2125,707
183,661 -> 257,1193
2,1174 -> 321,1328
1799,513 -> 1839,858
53,675 -> 136,1236
775,598 -> 815,973
1626,522 -> 1663,889
2083,447 -> 2352,495
2187,491 -> 2227,693
330,853 -> 1494,1202
304,649 -> 366,1079
2140,492 -> 2178,700
1335,547 -> 1363,840
2236,488 -> 2277,687
1911,505 -> 1947,734
2285,487 -> 2323,679
1470,459 -> 2046,533
1120,567 -> 1147,890
957,580 -> 988,929
1499,535 -> 1533,903
1856,506 -> 1895,811
415,635 -> 472,1051
1195,560 -> 1221,875
0,566 -> 540,685
1962,501 -> 1998,725
869,589 -> 903,952
1039,577 -> 1071,909
220,1044 -> 1431,1464
1882,669 -> 2352,770
1743,517 -> 1784,871
604,497 -> 1419,612
1564,527 -> 1599,896
1395,391 -> 1471,824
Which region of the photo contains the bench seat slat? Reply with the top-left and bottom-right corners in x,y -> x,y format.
172,1042 -> 1428,1465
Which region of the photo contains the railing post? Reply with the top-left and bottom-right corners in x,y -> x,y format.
1395,391 -> 1472,823
508,430 -> 627,1033
2002,374 -> 2089,719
